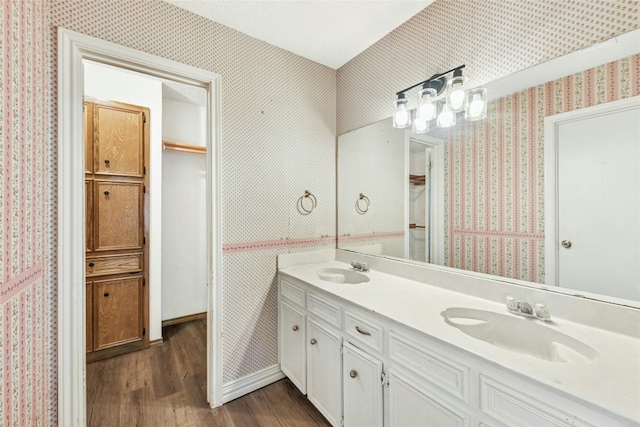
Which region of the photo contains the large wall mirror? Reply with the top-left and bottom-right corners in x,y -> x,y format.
337,30 -> 640,307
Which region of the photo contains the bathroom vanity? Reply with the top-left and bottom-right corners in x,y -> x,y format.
277,250 -> 640,427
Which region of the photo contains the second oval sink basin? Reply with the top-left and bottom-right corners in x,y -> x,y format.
316,268 -> 370,284
442,307 -> 599,364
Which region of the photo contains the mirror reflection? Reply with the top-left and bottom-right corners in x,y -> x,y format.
337,49 -> 640,305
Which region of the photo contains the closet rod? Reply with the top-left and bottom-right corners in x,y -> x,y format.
162,140 -> 206,154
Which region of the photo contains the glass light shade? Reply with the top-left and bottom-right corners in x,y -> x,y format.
392,95 -> 411,128
465,87 -> 488,121
447,73 -> 467,113
416,86 -> 437,121
436,98 -> 456,128
412,115 -> 429,134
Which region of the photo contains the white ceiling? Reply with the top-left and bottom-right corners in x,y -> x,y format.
165,0 -> 434,69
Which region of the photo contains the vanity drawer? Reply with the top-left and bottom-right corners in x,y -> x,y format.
345,309 -> 384,354
389,330 -> 469,403
479,375 -> 595,427
280,278 -> 306,308
86,253 -> 143,277
307,292 -> 342,329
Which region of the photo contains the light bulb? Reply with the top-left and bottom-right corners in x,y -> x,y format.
468,97 -> 484,117
449,87 -> 466,111
437,98 -> 456,128
416,86 -> 437,121
412,117 -> 428,134
418,102 -> 435,121
392,94 -> 411,128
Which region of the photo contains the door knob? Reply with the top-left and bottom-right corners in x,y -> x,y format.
310,339 -> 317,345
561,240 -> 572,249
349,370 -> 357,378
292,325 -> 299,331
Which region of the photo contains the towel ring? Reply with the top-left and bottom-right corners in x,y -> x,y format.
298,190 -> 317,215
356,193 -> 370,214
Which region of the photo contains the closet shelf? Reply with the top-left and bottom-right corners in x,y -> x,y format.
163,140 -> 206,154
409,174 -> 426,185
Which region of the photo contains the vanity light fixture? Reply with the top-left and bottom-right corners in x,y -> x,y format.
392,65 -> 487,130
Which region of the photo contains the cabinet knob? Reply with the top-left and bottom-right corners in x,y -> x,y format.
104,159 -> 110,164
349,370 -> 358,378
561,240 -> 572,249
103,191 -> 110,196
103,293 -> 109,297
310,338 -> 317,345
292,325 -> 299,331
88,262 -> 95,267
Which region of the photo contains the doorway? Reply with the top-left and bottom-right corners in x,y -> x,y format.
58,28 -> 222,426
545,95 -> 640,302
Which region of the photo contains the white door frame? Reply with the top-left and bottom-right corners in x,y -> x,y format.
405,134 -> 445,264
57,28 -> 223,426
544,95 -> 640,287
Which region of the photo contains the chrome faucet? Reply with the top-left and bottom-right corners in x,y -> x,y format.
350,260 -> 369,272
506,296 -> 551,322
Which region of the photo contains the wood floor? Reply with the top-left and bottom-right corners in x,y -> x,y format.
87,319 -> 331,427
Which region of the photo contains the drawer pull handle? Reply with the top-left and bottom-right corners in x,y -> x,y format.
355,326 -> 371,336
104,159 -> 110,164
103,293 -> 109,297
88,262 -> 95,267
292,325 -> 299,331
103,191 -> 110,196
349,370 -> 358,378
310,338 -> 317,345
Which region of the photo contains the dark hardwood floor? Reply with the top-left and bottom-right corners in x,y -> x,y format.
87,319 -> 331,427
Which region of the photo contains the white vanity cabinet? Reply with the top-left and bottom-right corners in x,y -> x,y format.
278,272 -> 633,427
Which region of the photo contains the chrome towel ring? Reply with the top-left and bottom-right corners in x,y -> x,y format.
298,190 -> 317,215
356,193 -> 370,214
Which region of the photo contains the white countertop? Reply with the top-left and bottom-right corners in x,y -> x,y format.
279,259 -> 640,424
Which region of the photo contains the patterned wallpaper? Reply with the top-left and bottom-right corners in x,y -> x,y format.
0,1 -> 54,425
337,0 -> 640,135
442,54 -> 639,283
1,0 -> 638,424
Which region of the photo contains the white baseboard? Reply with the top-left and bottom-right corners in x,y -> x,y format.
221,364 -> 285,403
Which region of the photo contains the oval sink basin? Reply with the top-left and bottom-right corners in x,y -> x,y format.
442,307 -> 599,364
316,268 -> 370,284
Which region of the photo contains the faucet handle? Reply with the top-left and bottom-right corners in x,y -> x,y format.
506,295 -> 517,311
360,262 -> 369,272
534,303 -> 551,321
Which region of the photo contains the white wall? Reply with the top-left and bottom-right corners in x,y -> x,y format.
161,97 -> 207,320
84,60 -> 163,341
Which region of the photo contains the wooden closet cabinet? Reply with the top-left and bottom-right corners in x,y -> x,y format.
84,98 -> 149,362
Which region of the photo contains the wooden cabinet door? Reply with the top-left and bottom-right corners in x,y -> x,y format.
343,342 -> 383,427
86,281 -> 93,353
93,180 -> 143,252
93,276 -> 143,351
280,301 -> 306,394
93,103 -> 144,177
307,317 -> 343,427
84,101 -> 93,174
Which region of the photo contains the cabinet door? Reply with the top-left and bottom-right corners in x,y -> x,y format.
93,102 -> 144,177
93,276 -> 143,351
93,180 -> 143,252
389,368 -> 469,427
86,281 -> 93,353
280,301 -> 306,393
307,317 -> 343,427
343,342 -> 383,427
85,179 -> 93,252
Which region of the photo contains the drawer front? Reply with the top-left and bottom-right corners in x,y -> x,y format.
86,253 -> 143,277
307,292 -> 342,329
345,309 -> 384,354
280,278 -> 306,308
479,375 -> 595,427
389,330 -> 469,403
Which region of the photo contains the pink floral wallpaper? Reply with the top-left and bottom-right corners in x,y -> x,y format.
442,54 -> 640,283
